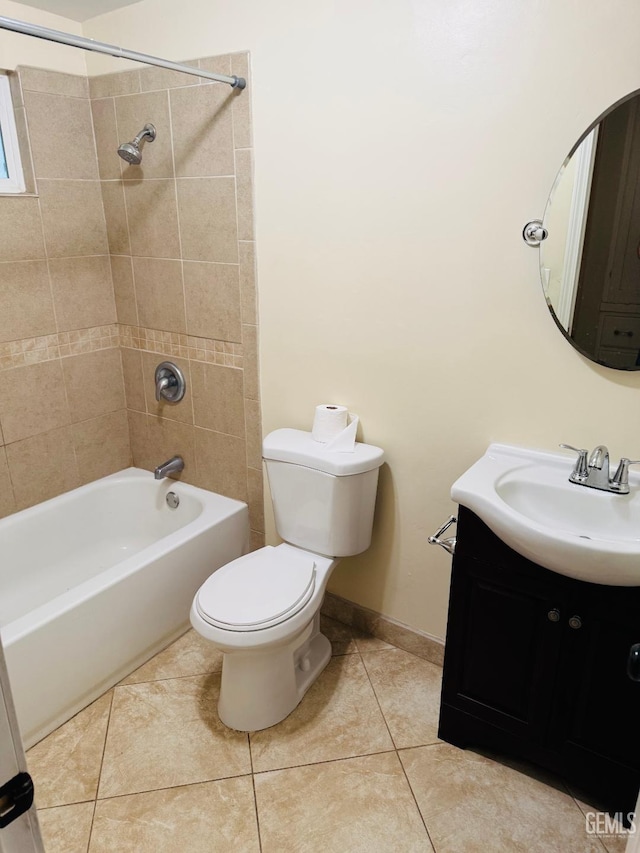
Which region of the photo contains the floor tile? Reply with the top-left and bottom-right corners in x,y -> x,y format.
37,801 -> 94,853
250,655 -> 394,773
362,647 -> 442,748
571,793 -> 632,853
352,629 -> 394,653
98,674 -> 251,798
27,692 -> 112,808
400,743 -> 605,853
89,777 -> 260,853
120,628 -> 223,685
320,614 -> 358,655
254,752 -> 434,853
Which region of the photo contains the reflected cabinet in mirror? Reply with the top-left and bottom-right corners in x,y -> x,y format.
540,89 -> 640,369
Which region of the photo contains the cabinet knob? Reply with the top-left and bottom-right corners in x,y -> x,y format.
568,615 -> 582,630
628,643 -> 640,682
547,608 -> 560,622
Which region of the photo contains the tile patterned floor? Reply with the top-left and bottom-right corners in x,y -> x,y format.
27,617 -> 631,852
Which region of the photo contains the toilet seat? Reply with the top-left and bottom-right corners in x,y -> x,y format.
195,546 -> 316,632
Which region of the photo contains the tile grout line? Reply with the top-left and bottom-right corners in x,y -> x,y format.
247,732 -> 264,853
358,643 -> 438,851
85,689 -> 115,850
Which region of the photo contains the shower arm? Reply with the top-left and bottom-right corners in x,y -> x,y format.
0,14 -> 246,89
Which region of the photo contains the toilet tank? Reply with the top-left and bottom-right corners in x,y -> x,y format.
262,428 -> 385,558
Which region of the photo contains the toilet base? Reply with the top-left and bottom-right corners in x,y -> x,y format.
217,612 -> 332,731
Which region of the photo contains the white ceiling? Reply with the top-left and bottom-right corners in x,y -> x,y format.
9,0 -> 143,22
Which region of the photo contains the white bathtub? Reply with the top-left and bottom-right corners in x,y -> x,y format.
0,468 -> 249,747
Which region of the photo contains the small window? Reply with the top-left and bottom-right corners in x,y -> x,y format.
0,74 -> 25,194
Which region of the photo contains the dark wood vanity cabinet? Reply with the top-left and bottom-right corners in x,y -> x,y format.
439,506 -> 640,815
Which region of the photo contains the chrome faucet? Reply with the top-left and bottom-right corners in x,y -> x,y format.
560,444 -> 640,494
154,455 -> 184,480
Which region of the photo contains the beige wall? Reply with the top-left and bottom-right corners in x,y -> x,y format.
0,1 -> 85,73
5,0 -> 640,641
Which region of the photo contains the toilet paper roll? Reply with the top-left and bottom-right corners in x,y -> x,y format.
311,404 -> 349,443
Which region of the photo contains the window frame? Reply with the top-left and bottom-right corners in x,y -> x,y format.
0,74 -> 26,195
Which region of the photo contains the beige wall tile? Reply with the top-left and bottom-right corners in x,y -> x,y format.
121,347 -> 146,411
239,241 -> 257,325
6,426 -> 80,510
124,179 -> 181,258
13,107 -> 36,193
191,362 -> 245,436
0,449 -> 16,520
101,181 -> 132,255
247,465 -> 264,533
115,90 -> 173,179
170,84 -> 234,177
194,427 -> 247,501
176,177 -> 238,263
0,260 -> 56,342
91,98 -> 121,180
0,197 -> 45,262
62,348 -> 125,422
183,261 -> 241,341
139,63 -> 202,93
241,324 -> 260,401
140,351 -> 193,423
133,412 -> 195,473
231,53 -> 252,150
73,409 -> 131,484
19,66 -> 88,99
0,360 -> 71,443
235,148 -> 254,241
110,255 -> 138,324
39,180 -> 108,258
49,255 -> 117,331
133,257 -> 186,333
8,71 -> 23,108
24,91 -> 98,180
244,398 -> 263,469
90,778 -> 260,853
198,56 -> 232,77
89,70 -> 140,100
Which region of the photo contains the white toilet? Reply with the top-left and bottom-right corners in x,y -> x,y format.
190,427 -> 384,731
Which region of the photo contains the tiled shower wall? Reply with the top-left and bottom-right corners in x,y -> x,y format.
0,58 -> 264,546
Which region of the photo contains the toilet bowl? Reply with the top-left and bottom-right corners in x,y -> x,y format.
190,428 -> 384,732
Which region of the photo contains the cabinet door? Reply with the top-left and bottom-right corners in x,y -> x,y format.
441,551 -> 565,742
551,584 -> 640,805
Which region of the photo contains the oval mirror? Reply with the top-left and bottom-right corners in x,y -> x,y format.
540,89 -> 640,369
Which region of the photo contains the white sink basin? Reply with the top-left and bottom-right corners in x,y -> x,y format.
451,443 -> 640,586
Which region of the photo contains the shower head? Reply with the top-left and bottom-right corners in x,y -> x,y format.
117,123 -> 156,165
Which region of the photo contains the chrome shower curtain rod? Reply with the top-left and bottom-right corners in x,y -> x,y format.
0,14 -> 246,89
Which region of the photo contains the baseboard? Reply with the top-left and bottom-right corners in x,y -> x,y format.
321,592 -> 445,667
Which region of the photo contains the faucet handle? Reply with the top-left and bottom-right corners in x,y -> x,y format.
559,444 -> 589,480
611,458 -> 640,492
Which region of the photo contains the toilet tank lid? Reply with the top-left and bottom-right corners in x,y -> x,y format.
263,428 -> 384,476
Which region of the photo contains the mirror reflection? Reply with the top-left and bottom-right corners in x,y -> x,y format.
541,90 -> 640,369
